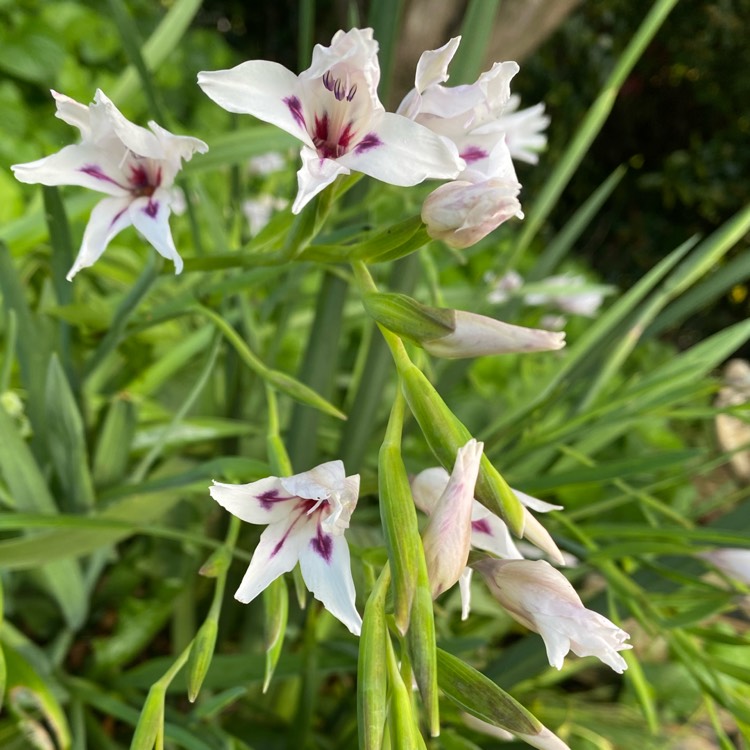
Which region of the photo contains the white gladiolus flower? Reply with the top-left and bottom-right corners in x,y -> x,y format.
210,461 -> 362,635
700,548 -> 750,585
421,440 -> 484,598
524,273 -> 606,317
12,89 -> 207,280
473,558 -> 632,673
198,28 -> 464,214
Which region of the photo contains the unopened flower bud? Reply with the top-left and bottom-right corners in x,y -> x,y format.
422,178 -> 522,249
364,292 -> 565,359
473,558 -> 632,673
424,310 -> 565,359
422,440 -> 483,598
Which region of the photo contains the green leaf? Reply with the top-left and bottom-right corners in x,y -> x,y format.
436,648 -> 541,735
2,642 -> 72,750
93,396 -> 137,487
45,356 -> 96,511
449,0 -> 501,84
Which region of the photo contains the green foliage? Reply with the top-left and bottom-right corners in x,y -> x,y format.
0,1 -> 748,749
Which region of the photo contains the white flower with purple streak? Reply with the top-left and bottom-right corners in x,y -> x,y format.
412,467 -> 564,619
210,461 -> 362,635
197,27 -> 464,214
11,89 -> 207,280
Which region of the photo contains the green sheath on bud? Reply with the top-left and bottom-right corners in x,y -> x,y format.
399,362 -> 525,535
364,293 -> 455,345
358,569 -> 389,750
130,685 -> 166,749
187,619 -> 218,703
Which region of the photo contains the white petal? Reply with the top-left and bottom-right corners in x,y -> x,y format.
67,196 -> 133,280
535,618 -> 572,670
411,466 -> 450,515
12,143 -> 129,197
280,460 -> 347,501
299,529 -> 362,635
513,488 -> 563,513
51,90 -> 91,138
235,512 -> 314,604
128,188 -> 183,274
338,112 -> 463,186
458,567 -> 472,621
148,120 -> 208,184
198,61 -> 313,148
210,477 -> 299,524
292,147 -> 349,214
304,28 -> 381,107
92,90 -> 162,158
470,505 -> 523,559
415,37 -> 462,92
522,509 -> 566,566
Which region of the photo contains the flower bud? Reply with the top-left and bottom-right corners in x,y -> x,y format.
473,558 -> 632,673
364,292 -> 565,359
422,440 -> 483,598
423,310 -> 565,359
421,178 -> 522,249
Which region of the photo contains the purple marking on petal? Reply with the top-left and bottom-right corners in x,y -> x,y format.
256,489 -> 294,511
460,146 -> 488,163
109,207 -> 128,230
130,164 -> 149,188
346,83 -> 357,102
310,525 -> 333,563
80,164 -> 127,189
270,502 -> 311,558
144,200 -> 159,218
355,132 -> 382,154
284,96 -> 306,129
471,518 -> 492,535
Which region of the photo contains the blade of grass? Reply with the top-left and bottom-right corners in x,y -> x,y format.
448,0 -> 501,85
506,0 -> 680,269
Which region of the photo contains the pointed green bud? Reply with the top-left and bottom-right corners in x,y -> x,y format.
366,293 -> 565,359
187,619 -> 218,703
363,293 -> 455,344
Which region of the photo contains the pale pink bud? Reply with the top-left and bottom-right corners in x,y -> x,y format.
473,559 -> 632,673
423,310 -> 565,359
421,178 -> 522,249
422,440 -> 483,598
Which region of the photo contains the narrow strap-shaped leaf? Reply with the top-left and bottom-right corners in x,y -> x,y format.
508,0 -> 680,268
436,648 -> 541,735
111,0 -> 203,105
448,0 -> 501,85
45,355 -> 96,511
